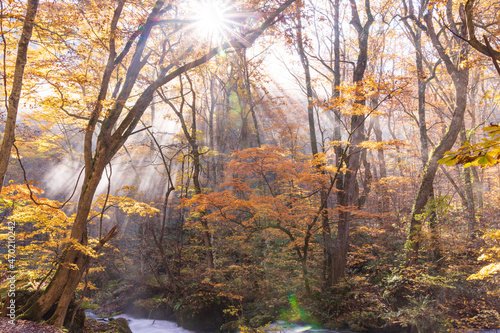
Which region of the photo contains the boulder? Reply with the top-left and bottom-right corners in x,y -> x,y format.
175,303 -> 226,332
109,317 -> 133,333
220,320 -> 240,333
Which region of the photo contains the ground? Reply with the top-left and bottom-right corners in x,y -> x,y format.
0,317 -> 127,333
0,318 -> 63,333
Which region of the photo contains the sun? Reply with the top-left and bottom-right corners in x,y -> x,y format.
195,1 -> 232,43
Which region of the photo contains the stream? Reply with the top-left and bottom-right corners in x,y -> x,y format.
115,314 -> 194,333
86,311 -> 349,333
115,316 -> 349,333
86,312 -> 499,333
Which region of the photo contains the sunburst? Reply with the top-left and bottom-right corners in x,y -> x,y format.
194,0 -> 248,47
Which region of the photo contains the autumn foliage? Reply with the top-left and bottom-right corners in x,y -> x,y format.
1,0 -> 500,332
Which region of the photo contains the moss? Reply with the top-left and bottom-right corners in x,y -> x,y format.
220,320 -> 240,333
109,317 -> 132,333
249,315 -> 274,328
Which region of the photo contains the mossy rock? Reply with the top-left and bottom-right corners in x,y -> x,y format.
109,317 -> 132,333
220,320 -> 240,333
249,315 -> 274,328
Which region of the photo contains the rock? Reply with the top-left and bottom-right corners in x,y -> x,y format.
175,304 -> 226,332
249,315 -> 274,328
220,320 -> 240,333
109,317 -> 133,333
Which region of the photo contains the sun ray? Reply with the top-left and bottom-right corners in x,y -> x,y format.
193,0 -> 250,49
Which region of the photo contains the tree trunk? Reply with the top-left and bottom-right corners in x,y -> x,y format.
241,49 -> 262,147
332,0 -> 343,165
333,0 -> 373,282
414,25 -> 440,262
296,7 -> 318,157
460,128 -> 477,244
373,115 -> 387,178
406,80 -> 468,265
161,75 -> 215,270
296,4 -> 335,287
20,150 -> 108,326
0,0 -> 38,192
406,8 -> 469,266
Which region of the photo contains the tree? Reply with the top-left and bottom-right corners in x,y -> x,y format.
293,0 -> 335,287
464,0 -> 500,76
333,0 -> 374,282
440,125 -> 499,283
405,0 -> 470,266
19,0 -> 298,326
0,0 -> 38,192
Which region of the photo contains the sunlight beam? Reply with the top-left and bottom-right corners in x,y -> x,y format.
195,1 -> 230,42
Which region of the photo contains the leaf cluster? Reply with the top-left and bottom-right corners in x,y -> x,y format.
439,124 -> 500,168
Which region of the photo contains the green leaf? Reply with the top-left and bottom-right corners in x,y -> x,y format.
477,155 -> 489,165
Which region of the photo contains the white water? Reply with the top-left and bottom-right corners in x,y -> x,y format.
114,316 -> 344,333
90,312 -> 500,333
116,314 -> 194,333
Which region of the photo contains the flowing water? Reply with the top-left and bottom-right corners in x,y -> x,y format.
116,314 -> 194,333
86,311 -> 347,333
113,316 -> 349,333
87,312 -> 499,333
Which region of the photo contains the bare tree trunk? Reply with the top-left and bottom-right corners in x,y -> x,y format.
241,49 -> 261,147
414,22 -> 440,262
358,148 -> 372,209
331,0 -> 345,277
0,0 -> 38,192
296,7 -> 318,157
296,3 -> 335,287
331,0 -> 343,165
406,6 -> 469,266
373,115 -> 387,178
161,74 -> 215,270
333,0 -> 373,282
460,127 -> 477,244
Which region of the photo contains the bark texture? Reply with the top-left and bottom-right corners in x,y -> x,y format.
0,0 -> 38,192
